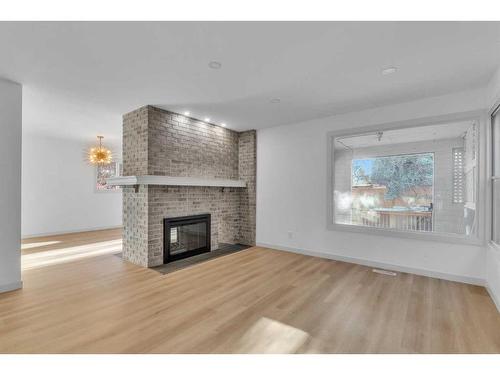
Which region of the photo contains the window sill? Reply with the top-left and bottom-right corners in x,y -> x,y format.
327,222 -> 484,246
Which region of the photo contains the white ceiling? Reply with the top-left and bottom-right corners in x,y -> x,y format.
335,120 -> 472,149
1,21 -> 500,134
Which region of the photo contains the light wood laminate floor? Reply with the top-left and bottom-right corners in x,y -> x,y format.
1,229 -> 500,353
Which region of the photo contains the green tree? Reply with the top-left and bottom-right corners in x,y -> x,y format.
352,165 -> 367,186
370,154 -> 433,200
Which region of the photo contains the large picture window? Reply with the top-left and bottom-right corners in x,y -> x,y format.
349,153 -> 434,232
331,119 -> 480,240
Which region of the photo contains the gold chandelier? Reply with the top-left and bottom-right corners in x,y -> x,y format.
87,136 -> 112,165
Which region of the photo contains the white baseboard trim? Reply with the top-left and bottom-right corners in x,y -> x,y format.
22,225 -> 123,239
486,284 -> 500,313
0,281 -> 23,294
257,242 -> 485,286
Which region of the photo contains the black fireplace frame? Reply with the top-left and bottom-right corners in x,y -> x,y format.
163,214 -> 211,264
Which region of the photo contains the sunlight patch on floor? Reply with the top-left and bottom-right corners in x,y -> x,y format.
22,239 -> 122,270
21,240 -> 61,250
234,316 -> 310,353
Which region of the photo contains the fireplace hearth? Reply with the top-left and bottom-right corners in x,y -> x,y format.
163,214 -> 211,263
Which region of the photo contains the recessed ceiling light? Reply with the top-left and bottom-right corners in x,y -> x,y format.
184,111 -> 190,116
208,61 -> 222,69
382,67 -> 398,76
221,123 -> 227,127
270,98 -> 281,104
204,117 -> 211,122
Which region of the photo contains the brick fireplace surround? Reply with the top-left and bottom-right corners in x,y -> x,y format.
122,106 -> 256,267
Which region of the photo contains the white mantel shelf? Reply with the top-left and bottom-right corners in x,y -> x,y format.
107,175 -> 247,188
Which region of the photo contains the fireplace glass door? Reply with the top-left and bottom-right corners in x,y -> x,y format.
164,214 -> 211,263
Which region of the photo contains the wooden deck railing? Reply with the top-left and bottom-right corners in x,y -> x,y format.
355,209 -> 433,232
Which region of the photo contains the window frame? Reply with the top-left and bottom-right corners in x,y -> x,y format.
327,110 -> 485,246
490,103 -> 500,249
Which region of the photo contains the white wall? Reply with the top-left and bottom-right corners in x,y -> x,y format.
21,86 -> 123,238
257,88 -> 487,285
487,245 -> 500,311
0,78 -> 22,293
22,134 -> 122,237
488,65 -> 500,110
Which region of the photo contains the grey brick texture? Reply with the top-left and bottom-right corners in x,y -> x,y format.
122,106 -> 256,267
